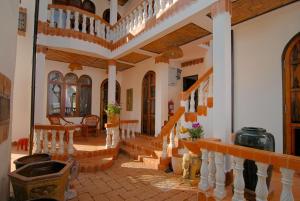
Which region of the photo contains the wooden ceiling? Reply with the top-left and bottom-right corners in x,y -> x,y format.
232,0 -> 298,25
46,48 -> 133,71
118,52 -> 151,64
141,23 -> 211,54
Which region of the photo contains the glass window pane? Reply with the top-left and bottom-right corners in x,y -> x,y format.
80,86 -> 91,116
65,85 -> 77,116
78,75 -> 92,85
65,73 -> 78,84
48,83 -> 61,114
49,71 -> 63,82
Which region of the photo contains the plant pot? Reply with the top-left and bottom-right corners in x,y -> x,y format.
171,156 -> 183,175
234,127 -> 275,201
14,154 -> 51,170
9,160 -> 71,201
108,114 -> 120,125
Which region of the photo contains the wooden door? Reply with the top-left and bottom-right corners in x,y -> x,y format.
100,79 -> 121,130
283,33 -> 300,155
142,71 -> 156,136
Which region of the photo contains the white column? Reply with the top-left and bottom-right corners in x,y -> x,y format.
212,0 -> 231,143
108,60 -> 117,104
110,0 -> 118,25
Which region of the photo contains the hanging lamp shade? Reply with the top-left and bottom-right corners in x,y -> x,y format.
162,46 -> 183,59
69,63 -> 83,71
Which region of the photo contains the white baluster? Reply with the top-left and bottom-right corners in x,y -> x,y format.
35,129 -> 42,153
148,0 -> 153,19
207,75 -> 213,106
82,15 -> 87,33
232,157 -> 245,201
90,17 -> 94,35
138,5 -> 143,27
190,90 -> 195,112
43,130 -> 49,153
127,124 -> 131,139
181,100 -> 189,113
125,16 -> 130,35
255,162 -> 269,201
66,10 -> 71,29
154,0 -> 161,16
57,8 -> 63,28
198,82 -> 204,107
58,130 -> 64,155
161,135 -> 168,159
121,125 -> 126,140
106,128 -> 112,148
214,152 -> 226,200
160,0 -> 166,11
168,127 -> 175,148
143,1 -> 147,23
74,12 -> 79,31
50,8 -> 55,27
131,124 -> 136,139
133,9 -> 138,30
199,149 -> 209,191
68,130 -> 74,155
112,127 -> 120,148
280,168 -> 295,201
208,151 -> 216,188
51,130 -> 57,154
95,20 -> 100,36
129,13 -> 134,32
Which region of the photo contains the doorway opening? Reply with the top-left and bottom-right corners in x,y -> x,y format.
142,71 -> 156,136
100,79 -> 121,130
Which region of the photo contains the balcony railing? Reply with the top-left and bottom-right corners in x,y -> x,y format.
44,0 -> 187,50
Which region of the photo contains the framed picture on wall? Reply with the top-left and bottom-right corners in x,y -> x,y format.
0,73 -> 11,144
126,88 -> 133,111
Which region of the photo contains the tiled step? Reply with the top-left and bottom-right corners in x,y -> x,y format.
78,156 -> 114,172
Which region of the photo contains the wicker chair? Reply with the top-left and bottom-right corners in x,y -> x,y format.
81,115 -> 100,137
47,114 -> 74,125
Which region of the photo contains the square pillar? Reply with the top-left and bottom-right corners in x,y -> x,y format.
211,0 -> 232,143
108,60 -> 117,104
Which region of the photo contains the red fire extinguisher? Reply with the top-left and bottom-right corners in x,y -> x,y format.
168,100 -> 174,116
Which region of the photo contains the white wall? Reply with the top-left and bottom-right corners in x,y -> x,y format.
0,0 -> 18,199
34,60 -> 123,124
11,0 -> 35,142
233,2 -> 300,153
119,58 -> 169,135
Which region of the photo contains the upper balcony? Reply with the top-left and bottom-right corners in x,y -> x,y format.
37,0 -> 215,58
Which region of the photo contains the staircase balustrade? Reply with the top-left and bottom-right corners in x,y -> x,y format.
120,120 -> 139,140
197,139 -> 299,201
33,124 -> 81,155
105,122 -> 120,148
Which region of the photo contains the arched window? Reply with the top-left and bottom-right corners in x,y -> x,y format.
47,71 -> 63,115
64,73 -> 78,116
78,75 -> 92,116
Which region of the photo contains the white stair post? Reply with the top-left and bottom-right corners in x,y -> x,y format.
106,128 -> 112,148
280,168 -> 295,201
199,149 -> 209,191
255,162 -> 269,201
68,130 -> 74,155
51,130 -> 57,154
168,126 -> 175,148
208,151 -> 216,188
190,90 -> 195,112
161,135 -> 168,159
214,152 -> 226,200
232,157 -> 245,201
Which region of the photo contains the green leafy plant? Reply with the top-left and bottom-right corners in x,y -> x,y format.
105,103 -> 121,116
188,122 -> 204,139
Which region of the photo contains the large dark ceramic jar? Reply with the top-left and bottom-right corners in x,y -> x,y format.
82,0 -> 96,13
69,0 -> 83,9
14,154 -> 51,170
234,127 -> 275,200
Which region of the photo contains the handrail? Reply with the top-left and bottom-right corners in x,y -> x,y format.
48,4 -> 111,27
197,139 -> 300,171
181,67 -> 213,101
160,106 -> 185,137
34,124 -> 81,130
105,122 -> 119,128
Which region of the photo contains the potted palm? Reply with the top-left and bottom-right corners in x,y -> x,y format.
105,103 -> 121,124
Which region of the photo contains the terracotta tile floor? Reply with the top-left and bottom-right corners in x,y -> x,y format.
69,154 -> 198,201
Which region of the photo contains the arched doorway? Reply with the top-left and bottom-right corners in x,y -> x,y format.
142,71 -> 156,136
100,79 -> 121,130
283,33 -> 300,155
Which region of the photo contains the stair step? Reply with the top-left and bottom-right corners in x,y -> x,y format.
79,156 -> 114,172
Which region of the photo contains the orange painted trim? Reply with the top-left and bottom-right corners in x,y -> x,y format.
181,68 -> 213,101
181,58 -> 204,68
185,112 -> 197,122
195,139 -> 300,171
155,55 -> 169,64
211,0 -> 232,18
36,44 -> 48,54
120,120 -> 139,124
34,124 -> 81,130
207,97 -> 213,108
105,123 -> 119,128
160,107 -> 185,137
197,105 -> 208,116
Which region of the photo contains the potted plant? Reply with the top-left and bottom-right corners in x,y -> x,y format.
188,122 -> 204,140
105,103 -> 121,124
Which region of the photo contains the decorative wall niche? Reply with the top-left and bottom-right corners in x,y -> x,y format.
0,73 -> 11,144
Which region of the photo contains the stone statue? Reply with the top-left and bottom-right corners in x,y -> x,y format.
182,153 -> 201,180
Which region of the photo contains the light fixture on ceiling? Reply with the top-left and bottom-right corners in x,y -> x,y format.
162,46 -> 183,59
69,63 -> 83,71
